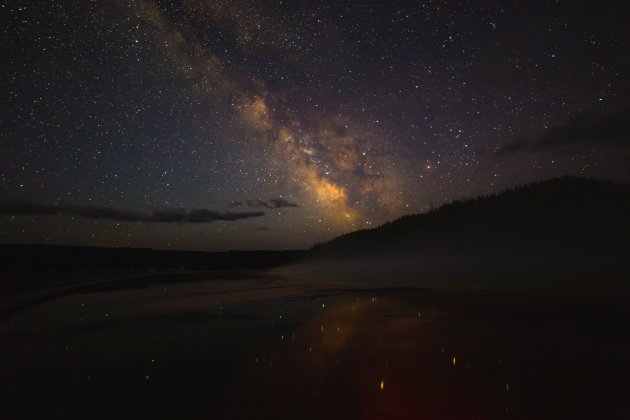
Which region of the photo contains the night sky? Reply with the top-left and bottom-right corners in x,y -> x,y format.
2,0 -> 629,251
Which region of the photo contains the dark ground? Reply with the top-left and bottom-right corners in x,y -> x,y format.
1,269 -> 628,419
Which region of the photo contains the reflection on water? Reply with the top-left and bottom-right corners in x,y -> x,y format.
1,273 -> 629,419
226,295 -> 479,419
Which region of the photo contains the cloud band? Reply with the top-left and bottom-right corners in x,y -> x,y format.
0,200 -> 265,223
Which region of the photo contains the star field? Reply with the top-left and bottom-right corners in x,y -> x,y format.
1,0 -> 629,250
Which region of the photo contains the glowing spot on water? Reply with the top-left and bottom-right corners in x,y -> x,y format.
452,356 -> 457,366
380,380 -> 384,390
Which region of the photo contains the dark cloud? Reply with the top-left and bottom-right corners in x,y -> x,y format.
68,206 -> 149,222
495,108 -> 630,157
150,208 -> 265,223
243,198 -> 300,208
0,200 -> 264,223
268,198 -> 299,208
246,199 -> 272,209
0,200 -> 60,216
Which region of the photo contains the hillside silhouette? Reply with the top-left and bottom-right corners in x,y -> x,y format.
302,177 -> 630,285
0,245 -> 304,275
2,177 -> 628,287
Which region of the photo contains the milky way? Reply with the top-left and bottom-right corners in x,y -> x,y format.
2,0 -> 629,250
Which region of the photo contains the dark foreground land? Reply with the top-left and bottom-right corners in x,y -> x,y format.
2,178 -> 628,418
1,269 -> 629,420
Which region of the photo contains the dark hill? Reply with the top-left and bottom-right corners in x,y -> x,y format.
303,177 -> 630,285
0,244 -> 304,274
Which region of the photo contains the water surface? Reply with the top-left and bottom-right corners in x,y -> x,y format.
1,271 -> 628,419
